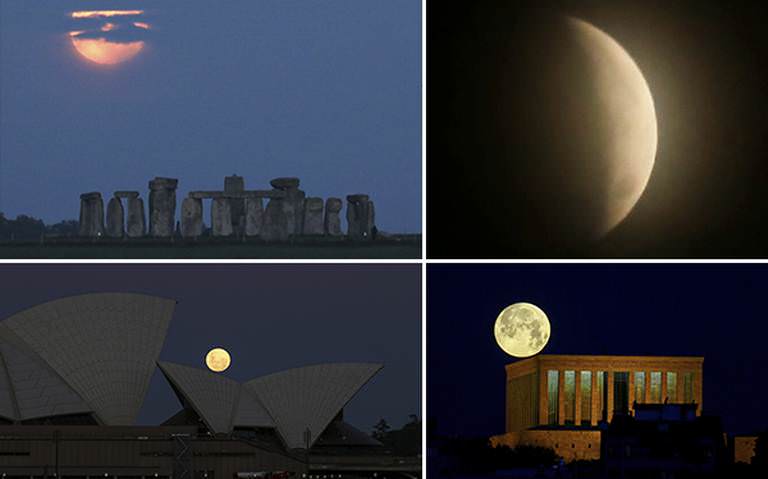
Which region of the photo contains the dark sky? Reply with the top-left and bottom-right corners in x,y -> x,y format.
428,0 -> 768,257
427,263 -> 768,437
0,264 -> 422,430
0,0 -> 421,233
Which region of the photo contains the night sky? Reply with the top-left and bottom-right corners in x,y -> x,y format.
0,264 -> 422,430
428,0 -> 768,258
427,263 -> 768,437
0,0 -> 421,233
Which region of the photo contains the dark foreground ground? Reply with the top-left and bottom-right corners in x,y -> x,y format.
0,235 -> 422,259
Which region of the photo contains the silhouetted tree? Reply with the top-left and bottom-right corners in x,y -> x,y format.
0,214 -> 45,241
754,430 -> 768,470
46,219 -> 79,238
372,418 -> 391,441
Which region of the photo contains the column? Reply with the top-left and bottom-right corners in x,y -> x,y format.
590,370 -> 599,426
574,371 -> 582,425
606,371 -> 614,422
558,370 -> 565,426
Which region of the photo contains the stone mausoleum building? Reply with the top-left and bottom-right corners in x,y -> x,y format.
490,354 -> 704,461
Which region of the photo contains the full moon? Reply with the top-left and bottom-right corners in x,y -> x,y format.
493,303 -> 551,358
205,348 -> 231,373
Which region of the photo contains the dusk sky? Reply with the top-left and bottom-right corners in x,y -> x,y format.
0,0 -> 421,233
0,264 -> 422,430
428,264 -> 768,437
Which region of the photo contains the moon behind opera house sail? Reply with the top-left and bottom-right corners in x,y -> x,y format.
462,15 -> 657,247
494,302 -> 551,358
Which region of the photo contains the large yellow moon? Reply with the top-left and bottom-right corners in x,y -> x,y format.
493,303 -> 551,358
567,17 -> 658,237
205,348 -> 231,373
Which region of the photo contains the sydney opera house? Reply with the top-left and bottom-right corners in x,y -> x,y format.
0,293 -> 418,478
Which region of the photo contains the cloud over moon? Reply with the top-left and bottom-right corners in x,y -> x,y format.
68,9 -> 151,65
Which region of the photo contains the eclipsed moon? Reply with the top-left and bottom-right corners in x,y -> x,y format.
493,302 -> 551,358
205,347 -> 231,373
567,17 -> 657,237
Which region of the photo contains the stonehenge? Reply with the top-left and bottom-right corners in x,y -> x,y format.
346,194 -> 376,240
148,177 -> 178,238
324,198 -> 343,236
78,192 -> 104,237
77,175 -> 376,241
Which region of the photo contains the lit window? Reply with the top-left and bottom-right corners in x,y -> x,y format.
650,372 -> 662,402
683,372 -> 694,403
581,371 -> 592,425
564,370 -> 575,424
547,370 -> 559,425
597,371 -> 605,421
667,372 -> 678,402
634,371 -> 646,403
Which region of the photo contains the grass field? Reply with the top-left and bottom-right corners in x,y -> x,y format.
0,237 -> 422,259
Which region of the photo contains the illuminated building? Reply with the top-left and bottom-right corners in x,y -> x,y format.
0,293 -> 419,477
490,354 -> 704,461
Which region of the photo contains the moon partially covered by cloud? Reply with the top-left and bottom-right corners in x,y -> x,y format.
69,10 -> 151,66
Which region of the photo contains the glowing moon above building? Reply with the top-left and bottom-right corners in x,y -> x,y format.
493,303 -> 551,358
205,348 -> 231,373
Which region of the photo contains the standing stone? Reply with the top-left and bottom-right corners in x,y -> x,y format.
225,175 -> 246,235
126,196 -> 146,238
244,197 -> 264,237
211,198 -> 233,237
262,198 -> 289,242
324,197 -> 343,236
148,177 -> 178,238
303,197 -> 324,235
181,197 -> 203,238
106,197 -> 125,238
346,194 -> 375,240
269,177 -> 306,236
78,192 -> 104,237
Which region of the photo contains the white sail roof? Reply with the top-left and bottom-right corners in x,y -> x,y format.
244,363 -> 382,449
1,293 -> 175,425
0,325 -> 92,421
159,361 -> 242,434
159,362 -> 382,448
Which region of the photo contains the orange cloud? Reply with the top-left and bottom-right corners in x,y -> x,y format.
71,10 -> 144,19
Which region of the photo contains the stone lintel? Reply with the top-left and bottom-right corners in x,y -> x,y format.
114,191 -> 140,199
346,194 -> 370,203
269,177 -> 300,190
188,190 -> 286,200
148,177 -> 179,190
80,192 -> 102,200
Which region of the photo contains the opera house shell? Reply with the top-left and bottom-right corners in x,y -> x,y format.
0,293 -> 415,478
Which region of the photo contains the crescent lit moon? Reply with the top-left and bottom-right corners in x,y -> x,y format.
567,17 -> 658,236
205,347 -> 232,373
493,302 -> 551,358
